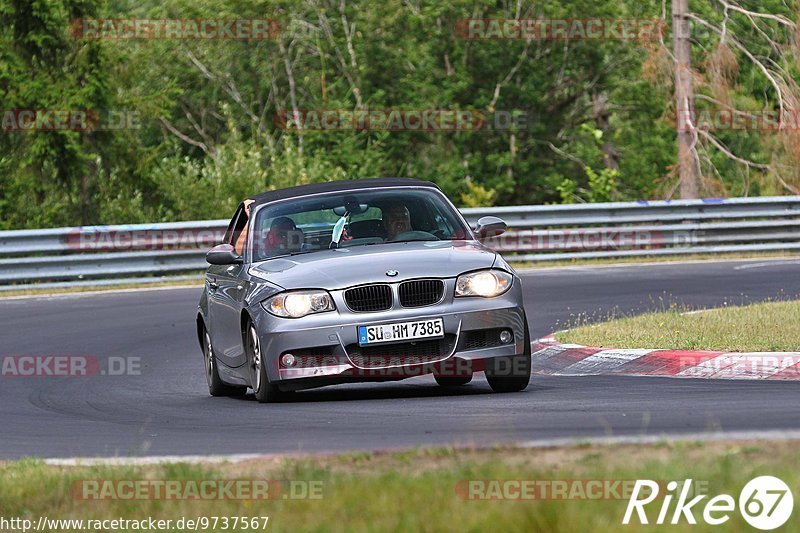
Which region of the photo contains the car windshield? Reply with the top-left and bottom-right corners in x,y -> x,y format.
250,188 -> 471,261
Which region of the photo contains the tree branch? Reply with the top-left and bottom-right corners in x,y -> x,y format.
159,117 -> 213,157
488,40 -> 530,110
697,129 -> 770,169
687,13 -> 787,120
714,0 -> 795,28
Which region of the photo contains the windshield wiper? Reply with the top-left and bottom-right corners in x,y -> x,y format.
262,250 -> 315,260
386,238 -> 437,244
337,241 -> 383,249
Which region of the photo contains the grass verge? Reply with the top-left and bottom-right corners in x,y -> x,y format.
1,441 -> 797,532
557,300 -> 800,352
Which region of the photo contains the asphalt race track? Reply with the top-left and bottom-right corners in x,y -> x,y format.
1,259 -> 799,460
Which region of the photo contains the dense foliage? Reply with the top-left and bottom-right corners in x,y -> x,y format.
1,0 -> 797,228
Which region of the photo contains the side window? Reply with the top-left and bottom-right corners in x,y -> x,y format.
223,206 -> 243,245
224,205 -> 250,256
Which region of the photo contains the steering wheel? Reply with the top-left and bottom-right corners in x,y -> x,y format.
389,230 -> 438,242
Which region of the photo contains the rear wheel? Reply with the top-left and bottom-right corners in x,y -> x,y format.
485,317 -> 531,393
247,322 -> 291,403
202,327 -> 246,397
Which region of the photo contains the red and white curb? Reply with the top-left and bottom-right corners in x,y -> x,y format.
532,336 -> 800,380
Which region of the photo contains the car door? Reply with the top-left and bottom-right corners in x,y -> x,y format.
207,204 -> 249,368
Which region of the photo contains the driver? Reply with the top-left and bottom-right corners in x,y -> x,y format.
382,204 -> 411,241
266,216 -> 303,253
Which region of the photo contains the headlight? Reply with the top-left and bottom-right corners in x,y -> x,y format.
263,290 -> 335,318
455,270 -> 512,298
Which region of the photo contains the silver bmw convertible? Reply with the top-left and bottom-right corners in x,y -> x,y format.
197,178 -> 530,402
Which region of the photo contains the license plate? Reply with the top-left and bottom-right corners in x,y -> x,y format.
358,318 -> 444,346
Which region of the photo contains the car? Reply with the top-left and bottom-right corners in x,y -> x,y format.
197,177 -> 530,402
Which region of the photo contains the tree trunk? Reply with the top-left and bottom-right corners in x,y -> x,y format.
672,0 -> 700,198
592,92 -> 620,171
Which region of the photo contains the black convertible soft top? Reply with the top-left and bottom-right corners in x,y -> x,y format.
247,177 -> 439,206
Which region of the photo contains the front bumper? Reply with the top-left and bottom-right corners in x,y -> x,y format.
249,278 -> 525,390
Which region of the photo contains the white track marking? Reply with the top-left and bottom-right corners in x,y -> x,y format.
45,454 -> 267,466
517,430 -> 800,449
734,260 -> 800,270
39,430 -> 800,465
680,309 -> 712,316
520,255 -> 800,274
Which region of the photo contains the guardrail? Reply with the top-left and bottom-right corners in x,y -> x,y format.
1,196 -> 799,289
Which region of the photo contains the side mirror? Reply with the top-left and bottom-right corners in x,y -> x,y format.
206,244 -> 243,265
473,216 -> 507,238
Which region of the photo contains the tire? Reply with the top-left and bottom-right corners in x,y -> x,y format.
202,326 -> 247,397
485,316 -> 531,393
434,373 -> 473,387
246,322 -> 290,403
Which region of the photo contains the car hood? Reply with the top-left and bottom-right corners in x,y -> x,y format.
250,241 -> 496,290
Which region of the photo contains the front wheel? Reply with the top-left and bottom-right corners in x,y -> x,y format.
202,327 -> 247,397
246,322 -> 291,403
485,317 -> 531,393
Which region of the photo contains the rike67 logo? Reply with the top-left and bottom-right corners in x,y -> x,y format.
623,476 -> 794,530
